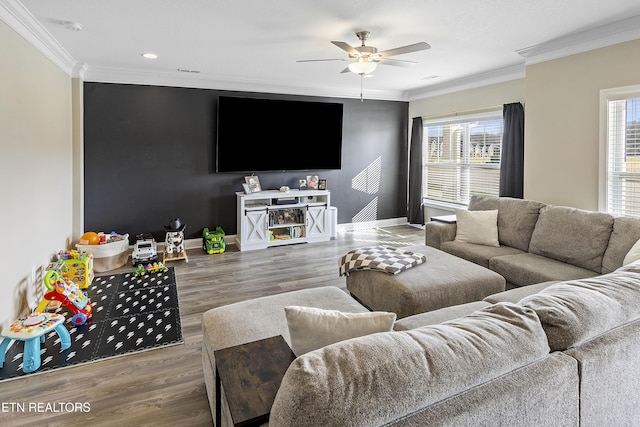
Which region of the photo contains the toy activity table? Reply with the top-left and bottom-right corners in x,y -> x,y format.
0,312 -> 70,373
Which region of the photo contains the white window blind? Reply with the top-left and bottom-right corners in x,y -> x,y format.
422,112 -> 503,205
606,95 -> 640,216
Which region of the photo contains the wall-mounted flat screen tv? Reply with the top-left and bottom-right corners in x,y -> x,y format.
216,96 -> 343,172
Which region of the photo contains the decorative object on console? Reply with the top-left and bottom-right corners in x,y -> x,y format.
284,306 -> 396,356
163,218 -> 188,263
245,175 -> 262,192
306,175 -> 319,189
454,209 -> 500,247
318,179 -> 327,190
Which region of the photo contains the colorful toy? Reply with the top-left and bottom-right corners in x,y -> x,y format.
132,233 -> 159,266
79,231 -> 100,245
35,270 -> 93,326
47,249 -> 94,289
0,312 -> 70,373
163,218 -> 188,263
203,227 -> 226,254
133,262 -> 169,277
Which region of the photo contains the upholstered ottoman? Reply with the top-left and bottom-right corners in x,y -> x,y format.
346,245 -> 506,318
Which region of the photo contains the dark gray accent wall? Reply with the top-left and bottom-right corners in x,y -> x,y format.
83,82 -> 408,242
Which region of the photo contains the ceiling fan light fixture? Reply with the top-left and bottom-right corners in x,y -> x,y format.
348,59 -> 377,75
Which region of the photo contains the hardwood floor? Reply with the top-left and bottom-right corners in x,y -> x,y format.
0,225 -> 425,427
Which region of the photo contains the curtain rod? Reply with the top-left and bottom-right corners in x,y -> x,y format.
420,101 -> 524,121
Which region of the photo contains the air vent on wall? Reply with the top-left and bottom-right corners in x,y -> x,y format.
177,68 -> 201,73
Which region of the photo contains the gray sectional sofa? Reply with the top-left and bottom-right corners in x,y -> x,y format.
202,260 -> 640,426
201,197 -> 640,426
426,195 -> 640,288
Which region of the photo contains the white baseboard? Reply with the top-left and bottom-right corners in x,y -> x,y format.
160,218 -> 410,250
336,217 -> 408,233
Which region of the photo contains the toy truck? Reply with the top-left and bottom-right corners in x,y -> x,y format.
203,227 -> 225,254
132,233 -> 158,266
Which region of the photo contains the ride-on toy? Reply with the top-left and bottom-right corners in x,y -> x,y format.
35,270 -> 93,326
132,233 -> 158,266
203,227 -> 225,254
133,262 -> 169,277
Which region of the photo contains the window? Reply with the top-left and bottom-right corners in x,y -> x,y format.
601,87 -> 640,216
422,111 -> 503,206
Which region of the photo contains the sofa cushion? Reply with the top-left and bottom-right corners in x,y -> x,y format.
441,241 -> 525,269
528,205 -> 614,273
284,306 -> 396,356
393,301 -> 491,331
520,269 -> 640,351
270,303 -> 550,426
469,195 -> 546,251
455,209 -> 499,247
602,216 -> 640,273
483,281 -> 560,304
489,253 -> 598,287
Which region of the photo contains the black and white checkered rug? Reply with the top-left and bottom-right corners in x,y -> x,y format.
0,268 -> 182,382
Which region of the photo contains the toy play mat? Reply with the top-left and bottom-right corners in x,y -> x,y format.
0,268 -> 182,382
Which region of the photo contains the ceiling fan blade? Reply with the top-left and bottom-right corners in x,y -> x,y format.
377,42 -> 431,57
297,58 -> 347,63
375,58 -> 417,68
331,41 -> 359,56
340,66 -> 352,74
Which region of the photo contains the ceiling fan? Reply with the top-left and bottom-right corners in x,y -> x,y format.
297,30 -> 431,76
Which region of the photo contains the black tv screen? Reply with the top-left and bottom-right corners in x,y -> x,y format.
216,96 -> 343,172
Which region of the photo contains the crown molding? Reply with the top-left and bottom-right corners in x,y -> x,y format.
405,63 -> 525,100
516,14 -> 640,65
0,0 -> 77,75
82,66 -> 407,101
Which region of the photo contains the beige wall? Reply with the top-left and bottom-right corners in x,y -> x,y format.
524,38 -> 640,210
409,38 -> 640,211
0,20 -> 74,328
409,79 -> 525,120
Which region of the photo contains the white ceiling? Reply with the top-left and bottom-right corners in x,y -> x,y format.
5,0 -> 640,100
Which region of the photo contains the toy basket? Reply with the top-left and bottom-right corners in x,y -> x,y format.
77,233 -> 129,272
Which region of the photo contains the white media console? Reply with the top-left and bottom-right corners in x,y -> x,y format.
236,189 -> 331,251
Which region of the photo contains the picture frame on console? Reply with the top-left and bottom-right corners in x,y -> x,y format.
306,175 -> 319,189
242,183 -> 251,194
298,179 -> 307,190
245,176 -> 262,193
318,179 -> 327,190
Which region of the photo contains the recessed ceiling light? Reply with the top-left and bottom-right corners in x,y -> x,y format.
142,53 -> 158,59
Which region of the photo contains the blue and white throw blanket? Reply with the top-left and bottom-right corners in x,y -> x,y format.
338,246 -> 427,277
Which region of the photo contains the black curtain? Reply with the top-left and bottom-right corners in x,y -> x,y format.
408,117 -> 424,225
499,102 -> 525,198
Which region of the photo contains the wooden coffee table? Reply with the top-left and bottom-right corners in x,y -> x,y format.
214,335 -> 296,427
